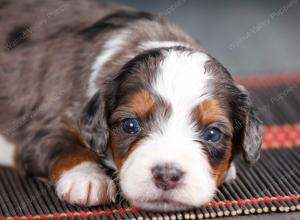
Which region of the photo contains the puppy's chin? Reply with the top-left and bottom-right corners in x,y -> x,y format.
123,182 -> 216,211
128,194 -> 215,211
130,200 -> 195,212
119,138 -> 217,211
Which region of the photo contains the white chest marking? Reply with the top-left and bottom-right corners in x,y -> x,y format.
0,134 -> 15,167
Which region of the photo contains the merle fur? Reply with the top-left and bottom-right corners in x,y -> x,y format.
0,1 -> 262,182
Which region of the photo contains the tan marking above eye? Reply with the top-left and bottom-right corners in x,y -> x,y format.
127,89 -> 155,118
194,99 -> 226,126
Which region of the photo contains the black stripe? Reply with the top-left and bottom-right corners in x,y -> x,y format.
5,25 -> 31,51
78,10 -> 157,40
0,0 -> 9,10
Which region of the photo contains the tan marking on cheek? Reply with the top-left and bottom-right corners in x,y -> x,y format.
211,144 -> 232,186
194,99 -> 226,126
110,137 -> 143,170
49,128 -> 97,183
110,138 -> 123,170
127,89 -> 155,118
194,99 -> 231,185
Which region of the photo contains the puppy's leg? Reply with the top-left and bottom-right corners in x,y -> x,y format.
16,128 -> 116,206
51,146 -> 116,206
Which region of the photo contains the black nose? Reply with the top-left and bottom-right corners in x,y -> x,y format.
151,165 -> 184,191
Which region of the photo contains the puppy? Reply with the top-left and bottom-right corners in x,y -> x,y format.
0,1 -> 263,211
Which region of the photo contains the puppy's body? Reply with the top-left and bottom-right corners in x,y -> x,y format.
0,0 -> 262,211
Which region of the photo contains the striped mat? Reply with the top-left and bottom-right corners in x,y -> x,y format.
0,73 -> 300,220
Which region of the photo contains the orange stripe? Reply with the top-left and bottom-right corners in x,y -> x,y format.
235,72 -> 300,88
0,195 -> 299,219
206,195 -> 300,207
262,123 -> 300,149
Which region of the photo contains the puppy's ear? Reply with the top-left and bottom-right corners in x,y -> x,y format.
232,85 -> 263,165
78,91 -> 109,155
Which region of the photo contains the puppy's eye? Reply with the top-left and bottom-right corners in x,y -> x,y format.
202,127 -> 221,142
122,118 -> 141,134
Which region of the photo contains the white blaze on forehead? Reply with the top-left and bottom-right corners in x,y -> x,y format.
153,50 -> 211,137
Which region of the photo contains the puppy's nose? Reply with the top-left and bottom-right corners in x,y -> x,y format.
151,165 -> 183,191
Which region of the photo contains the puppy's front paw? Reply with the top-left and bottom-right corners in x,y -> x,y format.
55,162 -> 116,206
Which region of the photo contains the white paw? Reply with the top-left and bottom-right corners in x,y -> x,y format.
55,162 -> 116,206
224,162 -> 237,182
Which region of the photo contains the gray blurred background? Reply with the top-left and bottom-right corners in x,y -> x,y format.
114,0 -> 300,76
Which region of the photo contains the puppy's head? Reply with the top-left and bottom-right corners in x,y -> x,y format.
79,47 -> 263,211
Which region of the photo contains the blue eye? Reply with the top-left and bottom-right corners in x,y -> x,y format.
122,118 -> 141,134
202,127 -> 222,142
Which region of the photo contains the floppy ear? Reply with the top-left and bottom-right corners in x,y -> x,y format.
78,91 -> 109,155
232,85 -> 263,165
